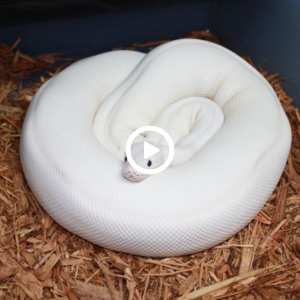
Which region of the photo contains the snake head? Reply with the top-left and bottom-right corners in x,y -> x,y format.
122,142 -> 165,182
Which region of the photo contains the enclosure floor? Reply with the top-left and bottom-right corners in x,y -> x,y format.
0,32 -> 300,299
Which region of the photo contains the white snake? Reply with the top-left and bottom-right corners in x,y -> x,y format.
20,39 -> 291,257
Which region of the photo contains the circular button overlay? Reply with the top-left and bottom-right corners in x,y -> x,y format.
125,126 -> 174,175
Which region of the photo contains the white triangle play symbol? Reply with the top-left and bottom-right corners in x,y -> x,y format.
144,142 -> 160,159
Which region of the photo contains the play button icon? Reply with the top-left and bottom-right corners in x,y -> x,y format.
125,126 -> 174,175
144,142 -> 160,159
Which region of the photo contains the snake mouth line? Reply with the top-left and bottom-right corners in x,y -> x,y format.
123,175 -> 142,182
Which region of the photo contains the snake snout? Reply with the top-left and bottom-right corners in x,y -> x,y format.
123,170 -> 144,182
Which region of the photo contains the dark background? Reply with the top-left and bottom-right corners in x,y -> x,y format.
1,0 -> 299,107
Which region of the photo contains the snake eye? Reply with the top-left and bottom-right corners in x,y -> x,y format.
125,156 -> 127,162
147,160 -> 152,167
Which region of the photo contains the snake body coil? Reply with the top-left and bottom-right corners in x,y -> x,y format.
20,39 -> 291,256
